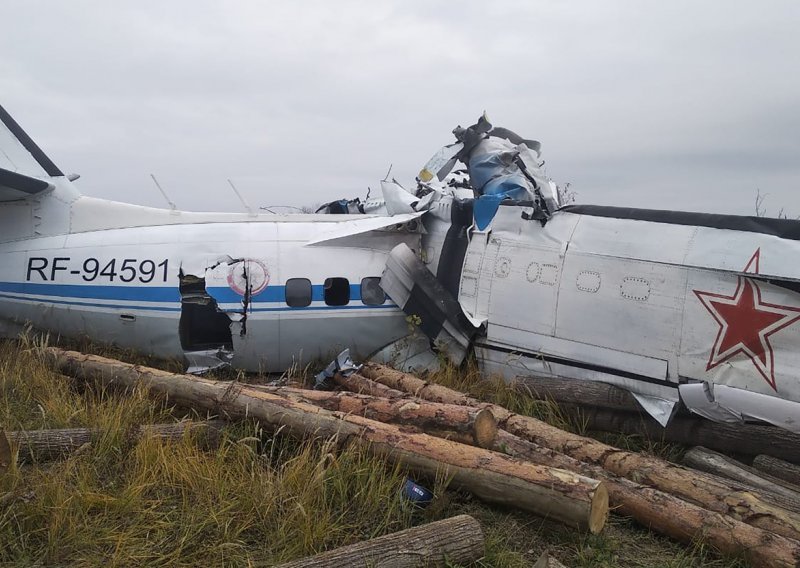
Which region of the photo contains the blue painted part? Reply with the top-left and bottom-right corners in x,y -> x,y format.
206,286 -> 283,303
209,283 -> 366,304
0,282 -> 180,302
0,292 -> 182,312
0,281 -> 394,314
473,195 -> 504,231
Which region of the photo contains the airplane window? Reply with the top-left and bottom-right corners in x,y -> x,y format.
324,277 -> 350,306
285,278 -> 312,307
361,277 -> 385,306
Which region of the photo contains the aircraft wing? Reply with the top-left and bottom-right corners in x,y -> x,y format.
0,167 -> 54,201
304,212 -> 425,246
0,104 -> 62,201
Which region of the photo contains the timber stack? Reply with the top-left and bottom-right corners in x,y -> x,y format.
41,348 -> 800,568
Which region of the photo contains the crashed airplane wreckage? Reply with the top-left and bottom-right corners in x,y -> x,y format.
1,106 -> 799,434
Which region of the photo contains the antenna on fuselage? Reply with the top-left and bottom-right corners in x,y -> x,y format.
227,179 -> 256,217
150,174 -> 177,211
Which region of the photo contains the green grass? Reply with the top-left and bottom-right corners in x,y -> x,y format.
0,337 -> 749,567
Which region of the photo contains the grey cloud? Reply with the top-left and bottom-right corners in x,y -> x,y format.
1,0 -> 798,215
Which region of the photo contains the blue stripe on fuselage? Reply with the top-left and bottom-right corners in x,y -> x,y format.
0,282 -> 180,302
204,284 -> 362,303
0,282 -> 393,312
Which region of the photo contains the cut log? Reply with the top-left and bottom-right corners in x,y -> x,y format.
494,430 -> 800,568
245,385 -> 497,448
359,363 -> 800,542
46,348 -> 609,533
5,420 -> 226,464
273,514 -> 484,568
683,447 -> 800,512
516,376 -> 643,413
560,404 -> 800,463
753,455 -> 800,489
334,372 -> 407,398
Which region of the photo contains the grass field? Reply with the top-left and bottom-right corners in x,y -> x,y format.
0,336 -> 749,567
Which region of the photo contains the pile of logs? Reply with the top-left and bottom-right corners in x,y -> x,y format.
24,349 -> 800,567
517,376 -> 800,463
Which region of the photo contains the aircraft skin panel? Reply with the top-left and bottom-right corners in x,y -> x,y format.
562,210 -> 800,282
486,323 -> 669,381
475,341 -> 679,403
486,239 -> 561,336
680,266 -> 800,403
555,252 -> 687,368
0,202 -> 33,240
68,196 -> 413,235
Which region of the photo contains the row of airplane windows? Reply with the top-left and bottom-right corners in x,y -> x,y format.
285,276 -> 386,308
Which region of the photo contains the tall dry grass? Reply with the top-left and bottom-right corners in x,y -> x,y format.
0,337 -> 748,567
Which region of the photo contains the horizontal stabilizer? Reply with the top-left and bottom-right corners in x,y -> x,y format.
0,167 -> 54,202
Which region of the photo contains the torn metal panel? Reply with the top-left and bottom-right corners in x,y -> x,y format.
179,271 -> 234,372
630,393 -> 677,427
680,382 -> 800,433
381,179 -> 420,216
185,348 -> 233,375
368,334 -> 441,374
314,348 -> 362,390
381,243 -> 475,365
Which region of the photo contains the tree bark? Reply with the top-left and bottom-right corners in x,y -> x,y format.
359,363 -> 800,543
4,420 -> 225,464
515,375 -> 644,413
683,447 -> 800,512
493,430 -> 800,568
334,372 -> 407,398
753,455 -> 800,489
272,514 -> 484,568
244,385 -> 497,448
46,348 -> 608,533
560,404 -> 800,464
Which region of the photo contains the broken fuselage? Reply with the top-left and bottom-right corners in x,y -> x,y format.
0,183 -> 420,372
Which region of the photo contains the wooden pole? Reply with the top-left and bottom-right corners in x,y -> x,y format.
334,372 -> 407,398
753,455 -> 800,489
560,404 -> 800,463
515,375 -> 644,413
4,420 -> 225,464
683,447 -> 800,513
493,430 -> 800,568
244,385 -> 498,448
272,514 -> 484,568
46,348 -> 609,533
358,363 -> 800,542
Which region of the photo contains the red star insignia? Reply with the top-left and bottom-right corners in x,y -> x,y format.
694,249 -> 800,391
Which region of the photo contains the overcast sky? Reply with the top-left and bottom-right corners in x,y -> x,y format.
2,1 -> 798,216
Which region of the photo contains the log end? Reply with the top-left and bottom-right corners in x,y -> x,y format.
473,408 -> 499,449
588,482 -> 609,535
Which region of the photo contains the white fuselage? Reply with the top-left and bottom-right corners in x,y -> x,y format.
0,191 -> 418,371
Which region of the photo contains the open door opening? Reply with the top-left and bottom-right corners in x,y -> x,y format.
179,274 -> 233,373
